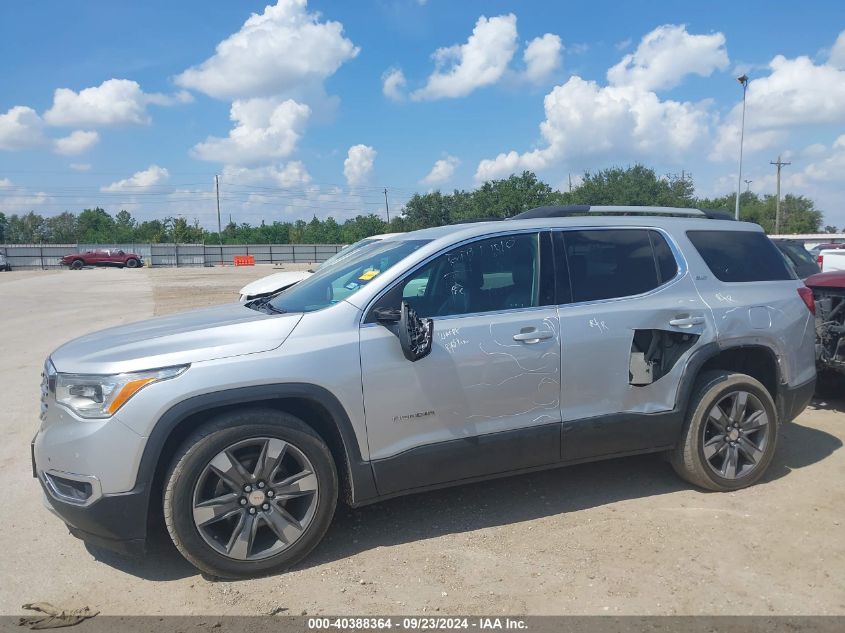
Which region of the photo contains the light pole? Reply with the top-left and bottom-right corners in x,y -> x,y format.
735,74 -> 749,220
744,179 -> 752,192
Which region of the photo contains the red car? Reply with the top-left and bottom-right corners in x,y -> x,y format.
61,249 -> 143,270
805,270 -> 845,387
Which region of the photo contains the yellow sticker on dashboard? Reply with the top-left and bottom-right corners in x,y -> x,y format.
359,269 -> 380,281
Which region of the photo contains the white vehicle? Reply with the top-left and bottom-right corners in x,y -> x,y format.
818,249 -> 845,273
238,234 -> 401,301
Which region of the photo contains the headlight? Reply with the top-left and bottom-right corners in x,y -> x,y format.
55,365 -> 187,419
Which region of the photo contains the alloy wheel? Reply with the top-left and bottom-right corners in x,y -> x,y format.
701,390 -> 771,480
192,437 -> 319,561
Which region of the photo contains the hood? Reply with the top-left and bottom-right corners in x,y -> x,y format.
239,270 -> 313,298
805,270 -> 845,289
51,303 -> 303,374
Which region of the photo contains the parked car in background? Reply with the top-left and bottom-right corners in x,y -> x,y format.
0,252 -> 10,271
238,234 -> 402,301
817,248 -> 845,273
61,249 -> 143,270
772,239 -> 821,279
805,270 -> 845,389
35,206 -> 816,578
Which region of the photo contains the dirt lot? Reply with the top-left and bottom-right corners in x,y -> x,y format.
1,267 -> 843,616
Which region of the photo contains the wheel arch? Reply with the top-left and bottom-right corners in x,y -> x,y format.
139,384 -> 378,523
676,342 -> 783,420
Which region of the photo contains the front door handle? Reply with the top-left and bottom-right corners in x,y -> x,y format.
669,315 -> 705,328
513,328 -> 554,343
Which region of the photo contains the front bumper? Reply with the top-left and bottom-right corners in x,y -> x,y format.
36,465 -> 150,555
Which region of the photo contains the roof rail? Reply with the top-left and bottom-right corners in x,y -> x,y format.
510,205 -> 735,221
449,217 -> 501,225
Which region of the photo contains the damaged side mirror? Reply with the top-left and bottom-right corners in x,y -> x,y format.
375,301 -> 433,362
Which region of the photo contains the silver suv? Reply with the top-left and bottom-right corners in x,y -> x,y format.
33,206 -> 817,578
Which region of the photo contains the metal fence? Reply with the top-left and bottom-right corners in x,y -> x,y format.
0,243 -> 345,270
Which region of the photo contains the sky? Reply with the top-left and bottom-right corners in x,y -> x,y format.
1,0 -> 844,228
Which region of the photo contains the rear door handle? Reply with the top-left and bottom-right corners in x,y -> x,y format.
669,316 -> 705,328
513,329 -> 554,343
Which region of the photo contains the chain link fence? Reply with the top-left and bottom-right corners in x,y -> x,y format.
0,243 -> 345,270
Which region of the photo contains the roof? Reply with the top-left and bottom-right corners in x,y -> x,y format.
400,207 -> 762,245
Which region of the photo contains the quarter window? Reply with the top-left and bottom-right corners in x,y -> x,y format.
687,230 -> 795,282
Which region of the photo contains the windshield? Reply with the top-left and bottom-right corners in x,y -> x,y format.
268,239 -> 431,313
318,237 -> 381,269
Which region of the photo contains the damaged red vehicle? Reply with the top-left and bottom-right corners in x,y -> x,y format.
805,270 -> 845,387
61,249 -> 143,270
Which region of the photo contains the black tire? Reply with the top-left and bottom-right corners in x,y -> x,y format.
164,409 -> 338,578
671,370 -> 778,491
70,259 -> 84,270
126,258 -> 140,268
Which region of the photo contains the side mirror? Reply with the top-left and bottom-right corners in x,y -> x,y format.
375,302 -> 433,361
397,301 -> 434,362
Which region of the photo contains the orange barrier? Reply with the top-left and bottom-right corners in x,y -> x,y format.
233,255 -> 255,266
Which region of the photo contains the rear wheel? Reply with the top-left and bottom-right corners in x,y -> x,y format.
671,370 -> 778,491
164,409 -> 337,578
70,259 -> 84,270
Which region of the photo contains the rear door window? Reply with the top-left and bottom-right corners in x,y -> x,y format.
561,229 -> 665,302
687,230 -> 795,282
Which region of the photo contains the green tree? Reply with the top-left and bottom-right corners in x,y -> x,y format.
45,212 -> 78,243
567,165 -> 695,207
76,207 -> 116,243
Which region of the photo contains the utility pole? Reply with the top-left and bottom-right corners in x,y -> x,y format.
568,174 -> 572,193
744,179 -> 752,192
215,175 -> 222,246
770,155 -> 791,234
383,188 -> 390,224
735,74 -> 749,220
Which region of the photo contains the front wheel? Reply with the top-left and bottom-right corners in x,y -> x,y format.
70,259 -> 84,270
164,409 -> 338,578
126,258 -> 140,268
671,370 -> 778,491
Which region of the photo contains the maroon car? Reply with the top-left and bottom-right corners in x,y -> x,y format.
805,270 -> 845,387
61,249 -> 143,270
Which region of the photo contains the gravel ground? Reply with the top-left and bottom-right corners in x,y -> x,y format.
1,267 -> 843,616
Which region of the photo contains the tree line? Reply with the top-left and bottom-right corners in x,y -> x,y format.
0,166 -> 832,244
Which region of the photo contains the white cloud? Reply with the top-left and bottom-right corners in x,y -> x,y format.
710,37 -> 845,162
0,106 -> 45,150
69,163 -> 92,172
44,79 -> 189,127
191,97 -> 311,164
421,155 -> 460,185
101,165 -> 170,192
523,34 -> 563,83
829,30 -> 845,69
412,14 -> 518,100
175,0 -> 359,100
0,177 -> 12,188
800,135 -> 845,183
54,130 -> 99,155
343,144 -> 376,186
607,24 -> 728,91
475,76 -> 711,182
742,55 -> 845,129
222,161 -> 312,188
382,67 -> 407,101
